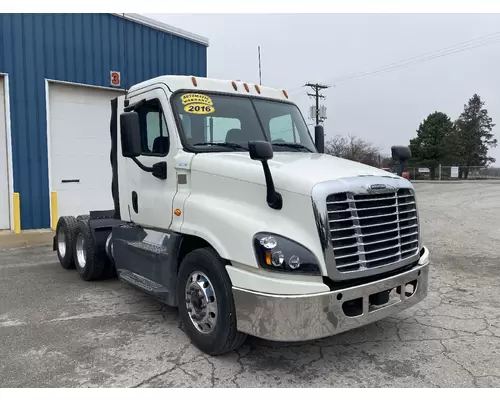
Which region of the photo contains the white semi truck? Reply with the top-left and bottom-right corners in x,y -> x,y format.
53,75 -> 430,356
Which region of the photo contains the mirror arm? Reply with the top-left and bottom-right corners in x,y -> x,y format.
397,160 -> 406,177
247,140 -> 282,210
261,160 -> 282,210
131,157 -> 167,180
124,99 -> 147,112
132,156 -> 154,173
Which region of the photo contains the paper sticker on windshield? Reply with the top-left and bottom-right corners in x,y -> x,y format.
181,93 -> 215,115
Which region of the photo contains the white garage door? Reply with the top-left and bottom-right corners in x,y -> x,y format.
49,82 -> 123,219
0,76 -> 10,230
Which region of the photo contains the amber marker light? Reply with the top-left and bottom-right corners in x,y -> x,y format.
174,209 -> 181,216
265,251 -> 272,266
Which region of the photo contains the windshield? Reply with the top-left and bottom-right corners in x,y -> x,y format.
171,92 -> 317,153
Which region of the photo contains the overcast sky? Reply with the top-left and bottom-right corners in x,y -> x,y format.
145,13 -> 500,165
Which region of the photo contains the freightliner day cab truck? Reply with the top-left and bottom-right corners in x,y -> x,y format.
53,75 -> 430,356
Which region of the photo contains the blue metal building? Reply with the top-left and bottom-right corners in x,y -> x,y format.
0,13 -> 208,230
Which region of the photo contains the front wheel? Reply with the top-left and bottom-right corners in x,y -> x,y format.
176,248 -> 247,356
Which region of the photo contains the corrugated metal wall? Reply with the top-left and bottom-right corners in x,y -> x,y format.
0,13 -> 207,229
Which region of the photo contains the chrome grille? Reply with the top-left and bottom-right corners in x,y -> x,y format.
327,188 -> 419,273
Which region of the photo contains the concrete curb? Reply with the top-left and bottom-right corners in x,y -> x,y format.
0,230 -> 54,250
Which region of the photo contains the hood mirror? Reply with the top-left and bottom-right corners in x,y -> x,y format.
314,125 -> 325,153
249,140 -> 274,161
391,145 -> 411,177
248,140 -> 282,210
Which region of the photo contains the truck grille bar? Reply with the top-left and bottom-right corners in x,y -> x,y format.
326,188 -> 420,273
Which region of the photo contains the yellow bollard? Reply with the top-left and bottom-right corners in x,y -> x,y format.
13,192 -> 21,234
51,191 -> 58,231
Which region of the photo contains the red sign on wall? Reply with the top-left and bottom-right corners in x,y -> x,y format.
110,71 -> 121,87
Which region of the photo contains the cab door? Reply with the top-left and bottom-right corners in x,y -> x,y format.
123,87 -> 178,230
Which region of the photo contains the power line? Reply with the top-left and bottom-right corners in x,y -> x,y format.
332,31 -> 500,84
334,35 -> 500,85
289,30 -> 500,94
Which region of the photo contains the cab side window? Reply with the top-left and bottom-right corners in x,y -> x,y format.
136,99 -> 170,156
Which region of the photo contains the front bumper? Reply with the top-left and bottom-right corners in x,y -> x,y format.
232,246 -> 429,342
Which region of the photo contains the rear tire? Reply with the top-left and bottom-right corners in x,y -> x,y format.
73,219 -> 108,281
56,216 -> 78,270
177,247 -> 247,356
77,214 -> 90,222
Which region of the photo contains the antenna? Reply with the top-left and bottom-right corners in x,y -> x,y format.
122,13 -> 128,91
258,46 -> 262,85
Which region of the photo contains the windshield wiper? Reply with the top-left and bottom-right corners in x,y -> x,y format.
192,142 -> 248,151
271,143 -> 313,152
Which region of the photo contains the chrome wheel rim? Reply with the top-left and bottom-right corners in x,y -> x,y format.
57,229 -> 66,258
185,271 -> 218,334
75,233 -> 86,269
105,233 -> 114,261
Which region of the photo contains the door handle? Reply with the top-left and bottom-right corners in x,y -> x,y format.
132,191 -> 138,214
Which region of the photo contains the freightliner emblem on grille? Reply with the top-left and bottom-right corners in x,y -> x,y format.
369,184 -> 387,190
366,183 -> 395,193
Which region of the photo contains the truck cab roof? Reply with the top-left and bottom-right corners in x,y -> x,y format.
127,75 -> 292,103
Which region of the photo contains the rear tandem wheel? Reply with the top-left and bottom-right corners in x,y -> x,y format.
73,219 -> 112,281
55,216 -> 78,269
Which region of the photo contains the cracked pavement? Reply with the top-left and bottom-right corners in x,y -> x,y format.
1,182 -> 500,387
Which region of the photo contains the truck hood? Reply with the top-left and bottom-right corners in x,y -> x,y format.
190,152 -> 401,196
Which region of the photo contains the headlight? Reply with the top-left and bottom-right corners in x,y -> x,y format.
253,232 -> 321,275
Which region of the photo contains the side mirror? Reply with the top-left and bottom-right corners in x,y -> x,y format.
249,140 -> 273,161
391,145 -> 411,177
120,112 -> 142,158
391,145 -> 411,162
314,125 -> 325,153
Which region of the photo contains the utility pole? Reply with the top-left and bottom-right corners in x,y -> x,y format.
305,82 -> 330,126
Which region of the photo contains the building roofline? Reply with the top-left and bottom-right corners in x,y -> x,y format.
111,13 -> 210,47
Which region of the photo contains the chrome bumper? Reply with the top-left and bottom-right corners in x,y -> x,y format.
233,246 -> 429,342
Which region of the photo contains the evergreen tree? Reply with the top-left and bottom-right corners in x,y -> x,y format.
409,111 -> 455,180
453,94 -> 497,178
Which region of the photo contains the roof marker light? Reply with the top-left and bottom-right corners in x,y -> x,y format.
191,76 -> 198,87
232,81 -> 238,91
255,85 -> 261,94
282,89 -> 289,99
243,83 -> 250,92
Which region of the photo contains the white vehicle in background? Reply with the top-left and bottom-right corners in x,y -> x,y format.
53,75 -> 430,355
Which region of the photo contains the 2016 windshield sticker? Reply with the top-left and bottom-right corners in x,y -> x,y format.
181,93 -> 215,115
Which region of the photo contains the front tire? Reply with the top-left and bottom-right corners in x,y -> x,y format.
177,247 -> 247,356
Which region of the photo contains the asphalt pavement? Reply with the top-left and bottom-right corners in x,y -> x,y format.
1,182 -> 500,387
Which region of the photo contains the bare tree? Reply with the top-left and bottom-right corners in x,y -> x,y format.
324,135 -> 349,157
324,134 -> 382,167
